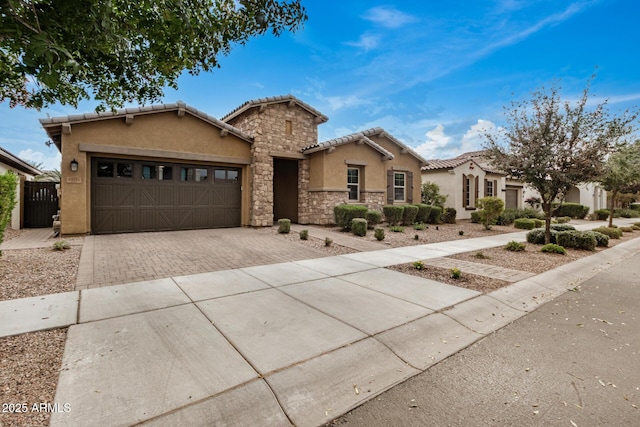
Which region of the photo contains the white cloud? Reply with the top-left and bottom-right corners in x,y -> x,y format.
345,33 -> 380,51
459,119 -> 497,152
362,6 -> 419,29
18,148 -> 61,171
413,124 -> 452,159
412,120 -> 501,160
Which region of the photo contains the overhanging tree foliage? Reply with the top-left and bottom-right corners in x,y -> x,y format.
597,141 -> 640,227
1,0 -> 307,110
484,78 -> 639,244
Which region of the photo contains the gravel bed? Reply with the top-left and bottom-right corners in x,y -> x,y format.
260,226 -> 357,256
389,263 -> 510,293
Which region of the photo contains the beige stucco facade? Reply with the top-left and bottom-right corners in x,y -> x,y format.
0,148 -> 40,229
41,96 -> 427,234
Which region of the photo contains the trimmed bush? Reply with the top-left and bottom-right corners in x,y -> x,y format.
277,218 -> 291,234
526,228 -> 558,244
615,209 -> 640,219
541,244 -> 566,254
374,227 -> 385,241
517,208 -> 545,219
620,226 -> 634,232
413,223 -> 427,230
505,241 -> 526,251
389,225 -> 405,232
584,231 -> 609,247
631,203 -> 640,211
555,216 -> 572,224
427,205 -> 443,224
556,230 -> 596,251
594,209 -> 610,221
351,218 -> 367,236
592,226 -> 623,239
496,209 -> 517,226
299,229 -> 309,240
550,223 -> 576,232
402,205 -> 419,225
383,205 -> 404,226
443,207 -> 457,224
515,218 -> 544,230
414,204 -> 432,224
412,260 -> 425,270
476,197 -> 505,230
450,268 -> 462,279
553,203 -> 589,219
470,211 -> 482,223
366,210 -> 382,229
334,205 -> 368,230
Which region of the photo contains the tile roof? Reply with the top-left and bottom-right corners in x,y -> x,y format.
221,94 -> 329,123
421,158 -> 470,171
40,102 -> 254,149
0,146 -> 41,176
422,152 -> 506,175
302,133 -> 394,159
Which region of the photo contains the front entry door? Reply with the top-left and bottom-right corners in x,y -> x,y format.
273,158 -> 299,223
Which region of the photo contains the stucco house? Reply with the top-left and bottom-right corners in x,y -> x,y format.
523,183 -> 607,214
421,151 -> 524,220
40,95 -> 426,235
0,146 -> 41,229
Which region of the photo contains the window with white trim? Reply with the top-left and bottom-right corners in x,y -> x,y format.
394,172 -> 406,202
347,167 -> 359,201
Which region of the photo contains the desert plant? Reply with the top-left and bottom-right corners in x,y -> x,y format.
555,230 -> 596,251
414,204 -> 432,224
414,234 -> 419,240
526,228 -> 558,244
351,218 -> 367,237
505,241 -> 526,251
374,227 -> 385,241
584,231 -> 609,247
496,208 -> 517,225
443,207 -> 457,224
615,209 -> 640,219
592,226 -> 623,239
554,216 -> 572,224
334,205 -> 368,230
450,267 -> 462,279
421,181 -> 447,207
0,171 -> 18,255
52,240 -> 70,251
413,222 -> 427,230
458,230 -> 464,236
553,203 -> 590,219
550,223 -> 576,232
325,237 -> 333,247
412,260 -> 425,270
299,229 -> 309,240
389,225 -> 405,232
620,226 -> 634,232
402,205 -> 419,225
366,210 -> 382,229
383,205 -> 404,226
476,197 -> 505,230
427,205 -> 443,224
470,211 -> 482,223
540,243 -> 566,254
514,218 -> 544,230
277,218 -> 291,234
593,209 -> 610,220
474,252 -> 489,259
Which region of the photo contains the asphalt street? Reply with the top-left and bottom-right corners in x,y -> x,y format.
329,253 -> 640,427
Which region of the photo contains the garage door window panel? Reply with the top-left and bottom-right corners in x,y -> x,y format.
117,163 -> 133,178
97,161 -> 114,178
181,167 -> 209,182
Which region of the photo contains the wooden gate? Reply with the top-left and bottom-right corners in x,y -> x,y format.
23,181 -> 59,228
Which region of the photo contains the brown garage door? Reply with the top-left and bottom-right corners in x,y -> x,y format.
91,158 -> 241,234
505,188 -> 518,210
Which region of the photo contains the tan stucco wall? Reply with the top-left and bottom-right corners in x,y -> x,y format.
368,135 -> 423,203
59,112 -> 252,234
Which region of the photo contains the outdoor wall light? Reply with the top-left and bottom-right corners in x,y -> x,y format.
70,158 -> 78,172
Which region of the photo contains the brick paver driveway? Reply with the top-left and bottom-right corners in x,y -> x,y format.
76,228 -> 328,289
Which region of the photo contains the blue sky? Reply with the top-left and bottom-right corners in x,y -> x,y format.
2,0 -> 639,170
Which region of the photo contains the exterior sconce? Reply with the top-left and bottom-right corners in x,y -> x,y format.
70,159 -> 78,172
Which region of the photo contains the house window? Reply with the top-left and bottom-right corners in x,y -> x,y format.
463,174 -> 478,208
285,120 -> 293,136
347,167 -> 359,201
465,176 -> 471,206
486,180 -> 494,197
394,172 -> 406,202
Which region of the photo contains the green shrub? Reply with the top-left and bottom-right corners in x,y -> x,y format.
402,205 -> 419,225
505,241 -> 526,251
374,227 -> 385,241
334,205 -> 368,230
474,252 -> 490,259
443,207 -> 457,224
526,228 -> 558,244
383,205 -> 405,226
594,209 -> 610,221
414,204 -> 432,224
412,260 -> 425,270
450,268 -> 462,279
476,197 -> 505,230
427,205 -> 443,224
556,230 -> 596,251
514,218 -> 544,230
470,211 -> 482,223
517,208 -> 545,219
630,203 -> 640,211
584,231 -> 609,247
299,229 -> 309,240
616,209 -> 640,218
52,240 -> 70,251
620,226 -> 634,232
553,203 -> 589,219
550,223 -> 576,232
496,208 -> 516,225
541,244 -> 566,254
413,222 -> 426,230
366,210 -> 382,229
389,225 -> 405,232
555,216 -> 572,224
277,218 -> 291,234
351,218 -> 367,237
325,237 -> 333,247
0,171 -> 18,254
458,230 -> 464,236
592,226 -> 623,239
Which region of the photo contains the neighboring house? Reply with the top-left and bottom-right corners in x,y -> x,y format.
523,183 -> 607,213
0,146 -> 41,229
421,151 -> 524,220
40,95 -> 426,235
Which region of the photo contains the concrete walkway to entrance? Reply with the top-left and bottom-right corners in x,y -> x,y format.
1,220 -> 638,426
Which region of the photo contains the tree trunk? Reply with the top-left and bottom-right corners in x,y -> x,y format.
542,201 -> 552,244
608,190 -> 617,228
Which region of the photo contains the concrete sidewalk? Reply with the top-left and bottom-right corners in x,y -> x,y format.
0,222 -> 638,426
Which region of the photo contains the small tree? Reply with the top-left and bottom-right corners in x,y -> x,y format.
597,141 -> 640,227
421,181 -> 447,207
484,77 -> 638,243
0,171 -> 18,255
476,197 -> 504,230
